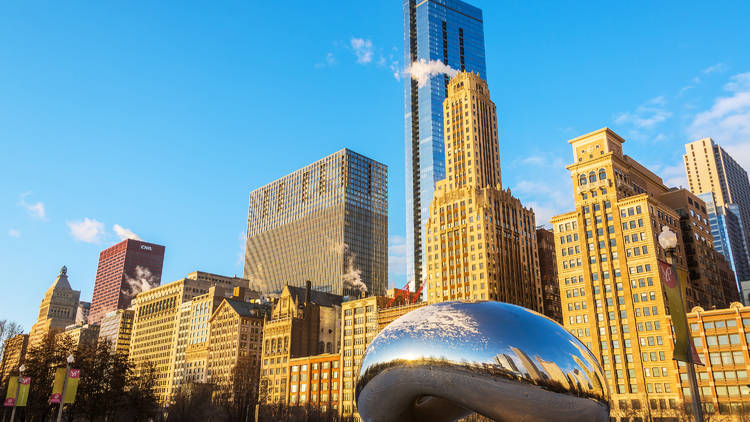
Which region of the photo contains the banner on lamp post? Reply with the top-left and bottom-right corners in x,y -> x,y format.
49,368 -> 66,404
63,369 -> 80,404
658,259 -> 703,365
5,376 -> 30,407
49,367 -> 80,404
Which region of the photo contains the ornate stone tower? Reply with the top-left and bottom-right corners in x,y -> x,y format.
28,266 -> 81,347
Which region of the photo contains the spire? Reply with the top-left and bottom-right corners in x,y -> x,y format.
50,265 -> 72,292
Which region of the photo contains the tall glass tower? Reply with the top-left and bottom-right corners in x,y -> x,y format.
403,0 -> 486,288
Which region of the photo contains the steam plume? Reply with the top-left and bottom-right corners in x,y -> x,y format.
407,59 -> 458,88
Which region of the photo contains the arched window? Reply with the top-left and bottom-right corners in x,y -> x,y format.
589,171 -> 597,183
599,168 -> 607,180
579,174 -> 587,186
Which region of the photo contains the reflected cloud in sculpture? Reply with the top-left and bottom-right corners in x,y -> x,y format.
356,301 -> 610,422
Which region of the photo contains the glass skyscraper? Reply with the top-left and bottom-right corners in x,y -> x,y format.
403,0 -> 486,287
244,149 -> 388,297
699,192 -> 750,287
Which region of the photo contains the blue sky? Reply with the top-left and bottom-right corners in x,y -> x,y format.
2,1 -> 750,330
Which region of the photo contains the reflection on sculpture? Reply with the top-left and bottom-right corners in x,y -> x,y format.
355,301 -> 610,422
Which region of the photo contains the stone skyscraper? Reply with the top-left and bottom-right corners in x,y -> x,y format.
423,72 -> 542,311
403,0 -> 486,288
553,128 -> 738,415
28,266 -> 81,347
244,149 -> 387,297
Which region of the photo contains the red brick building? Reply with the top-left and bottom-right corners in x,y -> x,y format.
89,239 -> 165,325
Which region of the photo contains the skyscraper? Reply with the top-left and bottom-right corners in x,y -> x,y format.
552,128 -> 736,416
403,0 -> 486,287
89,239 -> 165,325
699,192 -> 750,290
423,72 -> 542,310
244,149 -> 388,297
28,266 -> 80,347
684,138 -> 750,289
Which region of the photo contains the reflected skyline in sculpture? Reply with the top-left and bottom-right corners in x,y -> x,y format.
356,301 -> 610,422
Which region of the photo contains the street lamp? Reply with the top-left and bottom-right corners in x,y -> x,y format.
9,364 -> 26,422
56,354 -> 74,422
658,226 -> 704,422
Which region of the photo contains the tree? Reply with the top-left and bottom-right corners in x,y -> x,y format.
123,360 -> 161,422
167,383 -> 221,422
22,332 -> 75,421
68,340 -> 132,421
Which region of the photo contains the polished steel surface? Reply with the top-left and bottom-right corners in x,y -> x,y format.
356,301 -> 610,422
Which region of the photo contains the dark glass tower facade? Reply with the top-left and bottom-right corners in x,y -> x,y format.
244,149 -> 388,297
403,0 -> 486,288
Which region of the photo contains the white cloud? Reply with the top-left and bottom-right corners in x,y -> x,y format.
614,96 -> 673,129
314,52 -> 336,69
67,218 -> 105,243
689,72 -> 750,168
8,229 -> 20,238
406,59 -> 458,88
388,235 -> 407,276
350,38 -> 373,64
113,224 -> 141,241
703,63 -> 728,75
510,153 -> 574,227
18,192 -> 46,220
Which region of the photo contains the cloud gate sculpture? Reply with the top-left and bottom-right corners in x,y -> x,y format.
355,301 -> 610,422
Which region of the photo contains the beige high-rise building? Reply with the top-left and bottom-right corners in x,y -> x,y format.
98,309 -> 134,355
128,271 -> 253,405
552,128 -> 741,419
424,72 -> 542,310
206,298 -> 269,403
339,291 -> 424,418
29,266 -> 80,347
259,283 -> 342,405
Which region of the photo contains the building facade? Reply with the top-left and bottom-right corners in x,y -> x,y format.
207,298 -> 269,403
0,334 -> 28,386
259,283 -> 342,405
285,353 -> 341,411
28,266 -> 80,347
76,301 -> 90,325
403,0 -> 487,287
550,128 -> 737,418
89,239 -> 165,325
423,72 -> 542,311
128,271 -> 252,404
677,303 -> 750,419
244,149 -> 387,297
537,227 -> 563,323
660,189 -> 738,308
684,138 -> 750,291
338,292 -> 425,418
60,324 -> 100,350
700,191 -> 750,294
97,309 -> 134,355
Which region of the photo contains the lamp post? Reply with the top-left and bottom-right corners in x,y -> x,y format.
9,364 -> 25,422
658,226 -> 704,422
56,354 -> 74,422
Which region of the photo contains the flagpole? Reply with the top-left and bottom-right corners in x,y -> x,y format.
659,226 -> 704,422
